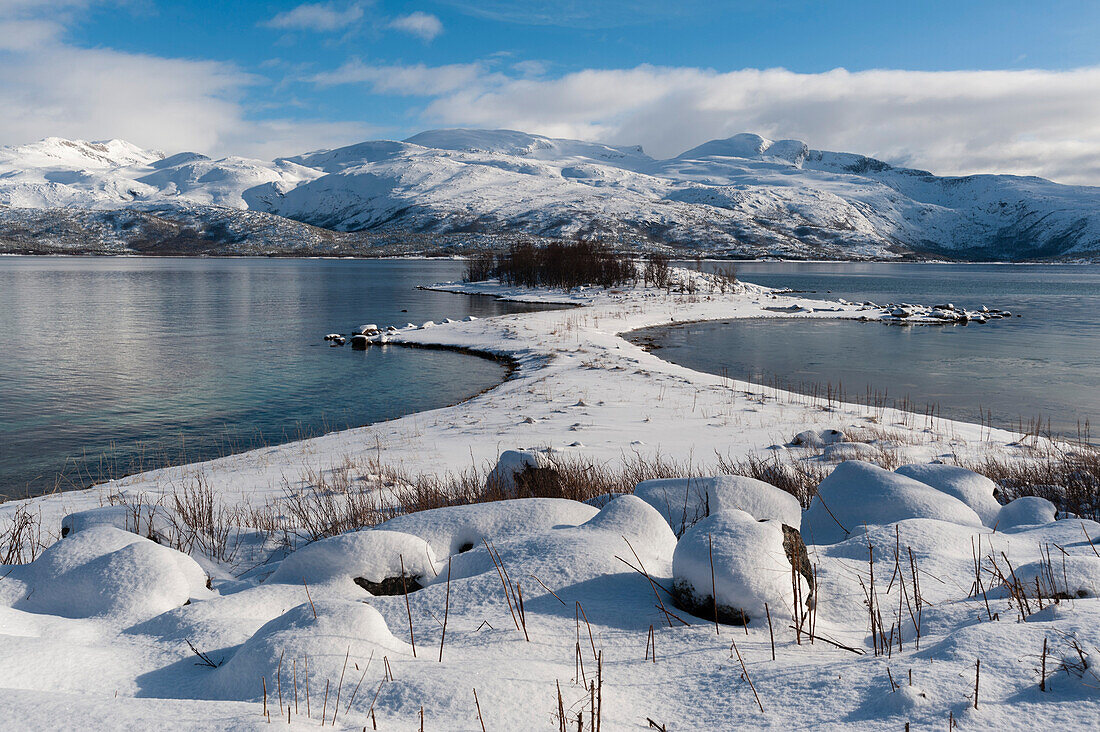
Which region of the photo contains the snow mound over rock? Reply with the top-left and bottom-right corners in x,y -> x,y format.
803,461 -> 983,545
484,449 -> 554,497
672,510 -> 800,624
266,530 -> 438,587
580,495 -> 678,562
997,496 -> 1057,529
377,498 -> 597,558
431,496 -> 677,629
1013,555 -> 1100,599
791,428 -> 846,448
822,442 -> 882,462
61,504 -> 178,543
895,464 -> 1002,527
212,600 -> 409,701
4,526 -> 207,624
634,475 -> 801,535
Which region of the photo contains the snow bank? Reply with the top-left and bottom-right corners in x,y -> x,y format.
803,461 -> 983,544
672,510 -> 798,624
3,526 -> 207,624
377,498 -> 597,558
633,475 -> 801,535
211,600 -> 409,701
1013,555 -> 1100,599
895,463 -> 1002,526
266,529 -> 438,588
997,496 -> 1057,529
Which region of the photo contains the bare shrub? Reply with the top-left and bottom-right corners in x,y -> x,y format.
0,507 -> 47,565
494,240 -> 634,290
463,251 -> 497,282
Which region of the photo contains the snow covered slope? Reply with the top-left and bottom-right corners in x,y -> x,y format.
3,130 -> 1100,259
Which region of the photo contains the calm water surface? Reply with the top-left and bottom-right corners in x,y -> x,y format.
0,257 -> 554,498
636,263 -> 1100,442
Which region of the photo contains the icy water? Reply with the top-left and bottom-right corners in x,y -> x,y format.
633,263 -> 1100,443
0,257 -> 554,499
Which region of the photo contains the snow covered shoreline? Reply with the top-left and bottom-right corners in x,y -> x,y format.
1,270 -> 1097,730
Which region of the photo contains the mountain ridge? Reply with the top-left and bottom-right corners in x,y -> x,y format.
2,129 -> 1099,260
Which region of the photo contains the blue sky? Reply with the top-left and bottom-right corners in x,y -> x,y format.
3,1 -> 1100,182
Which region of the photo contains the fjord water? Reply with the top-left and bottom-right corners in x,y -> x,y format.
0,257 -> 550,499
638,262 -> 1100,443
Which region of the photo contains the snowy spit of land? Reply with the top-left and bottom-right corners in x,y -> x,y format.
0,268 -> 1097,730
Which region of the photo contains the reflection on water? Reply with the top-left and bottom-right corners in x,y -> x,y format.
0,257 -> 552,498
639,263 -> 1100,442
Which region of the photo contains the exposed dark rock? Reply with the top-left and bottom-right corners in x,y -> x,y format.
671,581 -> 750,626
354,574 -> 423,596
782,524 -> 815,592
513,463 -> 565,499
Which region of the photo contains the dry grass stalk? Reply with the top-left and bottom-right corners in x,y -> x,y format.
729,638 -> 764,713
439,556 -> 452,662
400,555 -> 417,657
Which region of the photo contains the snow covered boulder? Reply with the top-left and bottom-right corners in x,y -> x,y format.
895,464 -> 1002,527
212,600 -> 410,701
581,494 -> 678,563
803,461 -> 983,545
1012,555 -> 1100,599
484,449 -> 561,498
8,526 -> 208,624
377,498 -> 597,557
61,504 -> 177,543
822,442 -> 882,462
791,428 -> 846,449
633,475 -> 801,536
266,529 -> 438,594
672,511 -> 804,625
996,496 -> 1056,529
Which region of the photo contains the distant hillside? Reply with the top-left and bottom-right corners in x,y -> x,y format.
2,130 -> 1099,260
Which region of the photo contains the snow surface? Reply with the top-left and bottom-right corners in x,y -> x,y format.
0,271 -> 1097,728
4,129 -> 1100,258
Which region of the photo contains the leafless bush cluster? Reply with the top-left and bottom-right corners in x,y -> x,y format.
642,253 -> 671,289
0,507 -> 47,564
468,240 -> 635,289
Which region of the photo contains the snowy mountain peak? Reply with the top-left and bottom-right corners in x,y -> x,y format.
403,128 -> 651,165
677,133 -> 809,166
0,138 -> 164,169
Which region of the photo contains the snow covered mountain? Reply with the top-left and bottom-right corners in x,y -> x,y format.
3,130 -> 1100,260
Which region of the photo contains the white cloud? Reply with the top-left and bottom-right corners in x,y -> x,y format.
310,60 -> 486,95
0,3 -> 376,159
265,2 -> 365,33
388,11 -> 443,41
440,0 -> 706,27
414,64 -> 1100,185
